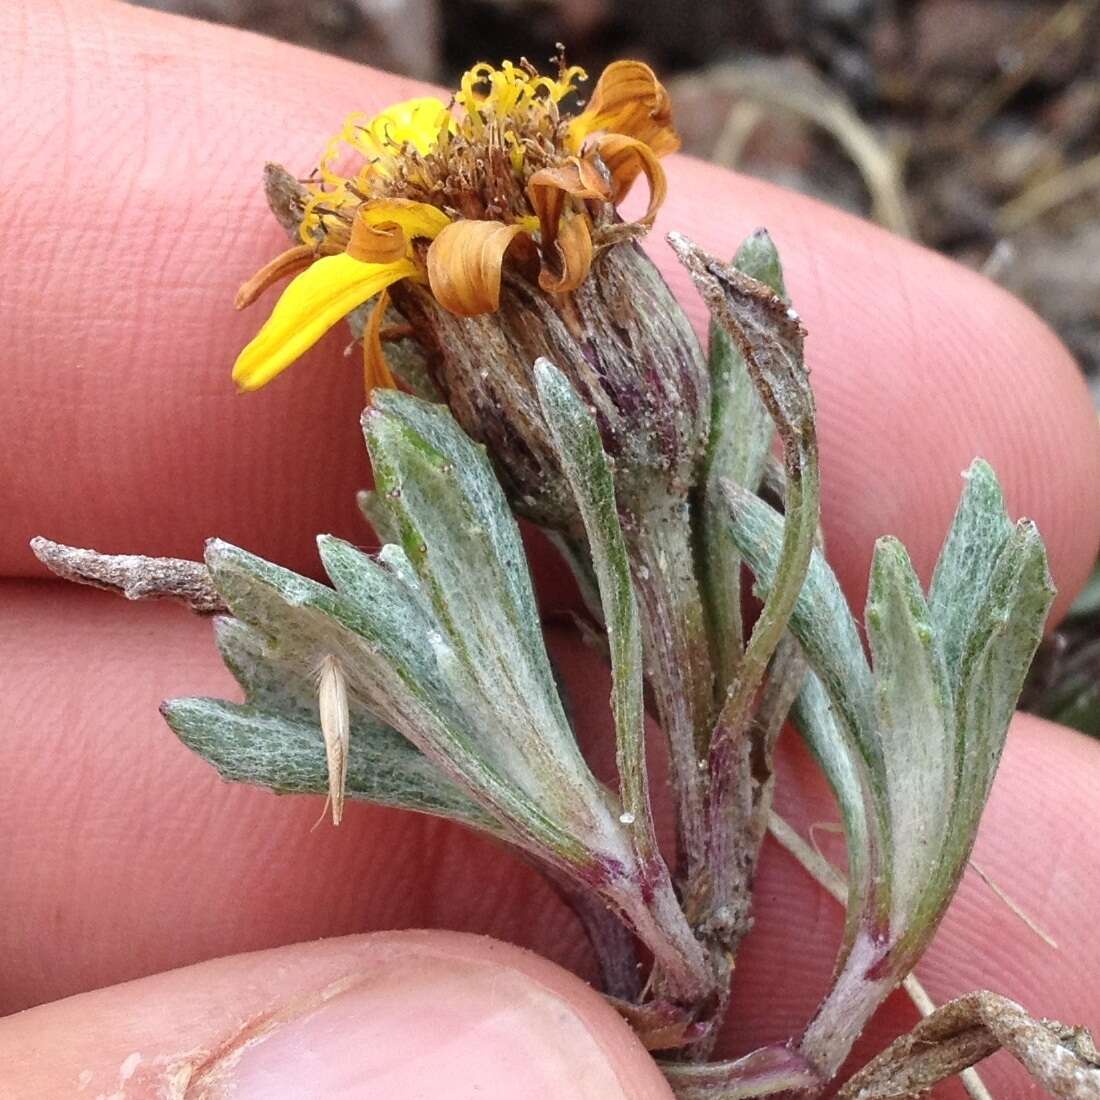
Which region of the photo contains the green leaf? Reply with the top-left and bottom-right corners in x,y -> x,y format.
899,519 -> 1054,955
213,615 -> 318,721
790,669 -> 876,953
356,488 -> 402,546
928,459 -> 1014,684
865,537 -> 954,930
204,538 -> 588,864
700,229 -> 789,680
718,483 -> 877,779
364,391 -> 549,671
162,696 -> 497,829
535,359 -> 654,858
952,520 -> 1055,833
361,394 -> 617,834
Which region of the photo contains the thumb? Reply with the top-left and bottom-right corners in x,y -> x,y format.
1,930 -> 673,1099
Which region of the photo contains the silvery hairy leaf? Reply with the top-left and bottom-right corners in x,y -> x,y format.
163,622 -> 494,828
721,462 -> 1053,946
195,533 -> 605,870
723,459 -> 1054,1077
700,229 -> 788,676
534,358 -> 655,858
361,391 -> 629,854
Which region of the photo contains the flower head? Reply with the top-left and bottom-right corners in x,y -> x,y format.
232,57 -> 680,394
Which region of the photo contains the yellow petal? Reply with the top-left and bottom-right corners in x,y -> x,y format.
568,61 -> 680,157
358,198 -> 452,239
232,253 -> 416,391
234,245 -> 319,310
352,97 -> 453,160
538,213 -> 593,294
364,286 -> 398,398
527,157 -> 610,251
591,134 -> 668,224
347,198 -> 452,263
426,220 -> 537,316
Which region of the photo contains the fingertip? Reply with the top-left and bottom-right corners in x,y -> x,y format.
222,933 -> 674,1099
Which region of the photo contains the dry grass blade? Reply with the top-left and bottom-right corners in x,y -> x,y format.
998,151 -> 1100,234
671,60 -> 912,237
953,0 -> 1100,141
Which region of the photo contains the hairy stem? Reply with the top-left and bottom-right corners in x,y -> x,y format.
626,492 -> 715,897
661,1045 -> 821,1099
703,457 -> 818,949
610,868 -> 718,1009
767,814 -> 991,1100
669,231 -> 819,953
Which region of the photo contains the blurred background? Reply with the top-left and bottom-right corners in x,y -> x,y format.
131,0 -> 1100,732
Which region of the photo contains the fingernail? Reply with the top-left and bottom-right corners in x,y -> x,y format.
208,951 -> 653,1099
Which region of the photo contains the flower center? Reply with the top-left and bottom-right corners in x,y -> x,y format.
301,59 -> 588,249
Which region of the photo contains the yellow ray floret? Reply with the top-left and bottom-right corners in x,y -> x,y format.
233,254 -> 417,391
345,198 -> 453,263
325,97 -> 451,179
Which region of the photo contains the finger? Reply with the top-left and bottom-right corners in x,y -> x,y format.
4,0 -> 1098,623
0,930 -> 674,1099
6,578 -> 1100,1100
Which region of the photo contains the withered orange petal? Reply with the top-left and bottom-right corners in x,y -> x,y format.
426,220 -> 537,317
527,157 -> 611,251
364,286 -> 398,399
592,134 -> 668,224
538,213 -> 594,295
348,216 -> 407,264
570,60 -> 681,157
234,245 -> 318,310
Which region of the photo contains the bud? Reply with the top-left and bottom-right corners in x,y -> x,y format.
391,240 -> 708,529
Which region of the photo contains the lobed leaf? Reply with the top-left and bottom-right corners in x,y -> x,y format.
928,459 -> 1014,685
162,696 -> 496,829
955,518 -> 1055,789
865,537 -> 955,931
361,392 -> 618,835
204,538 -> 588,864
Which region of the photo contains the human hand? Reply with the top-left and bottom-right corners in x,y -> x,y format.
2,2 -> 1099,1096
